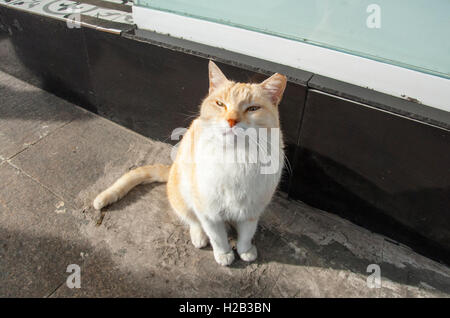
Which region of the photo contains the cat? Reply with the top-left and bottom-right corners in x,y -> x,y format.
93,61 -> 287,266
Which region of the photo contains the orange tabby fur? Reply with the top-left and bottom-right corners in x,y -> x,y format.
94,61 -> 287,266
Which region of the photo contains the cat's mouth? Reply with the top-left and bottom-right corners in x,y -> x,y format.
222,128 -> 235,136
221,126 -> 245,136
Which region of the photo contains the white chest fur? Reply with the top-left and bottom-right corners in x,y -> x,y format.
184,131 -> 284,222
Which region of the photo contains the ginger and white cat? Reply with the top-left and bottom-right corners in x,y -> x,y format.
93,61 -> 287,266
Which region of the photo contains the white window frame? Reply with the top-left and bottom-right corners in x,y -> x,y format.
133,6 -> 450,113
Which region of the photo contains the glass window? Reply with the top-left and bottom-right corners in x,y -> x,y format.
135,0 -> 450,79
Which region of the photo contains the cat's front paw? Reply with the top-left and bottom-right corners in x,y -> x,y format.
214,250 -> 235,266
238,245 -> 257,262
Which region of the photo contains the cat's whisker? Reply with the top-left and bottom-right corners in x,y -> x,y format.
182,113 -> 200,120
250,133 -> 292,176
246,133 -> 270,166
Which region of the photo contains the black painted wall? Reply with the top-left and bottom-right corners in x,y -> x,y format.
82,27 -> 308,191
0,6 -> 449,264
291,90 -> 450,261
0,7 -> 97,112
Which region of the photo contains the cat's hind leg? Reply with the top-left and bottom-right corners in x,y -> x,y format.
167,166 -> 208,249
189,221 -> 209,249
168,196 -> 208,249
169,200 -> 208,249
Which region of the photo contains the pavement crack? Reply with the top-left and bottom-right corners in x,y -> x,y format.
6,119 -> 75,161
45,280 -> 66,298
5,160 -> 69,206
268,269 -> 283,296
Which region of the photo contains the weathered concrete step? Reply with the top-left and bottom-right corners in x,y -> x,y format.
0,71 -> 449,297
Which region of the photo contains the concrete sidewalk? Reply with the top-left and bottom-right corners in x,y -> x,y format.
0,71 -> 449,297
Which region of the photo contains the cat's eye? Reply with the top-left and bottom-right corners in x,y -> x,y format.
216,100 -> 225,107
246,106 -> 261,112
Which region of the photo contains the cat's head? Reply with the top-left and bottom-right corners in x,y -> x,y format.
199,61 -> 287,133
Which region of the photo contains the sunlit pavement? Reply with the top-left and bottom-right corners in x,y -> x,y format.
0,71 -> 449,297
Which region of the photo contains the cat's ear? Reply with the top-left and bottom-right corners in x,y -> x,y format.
261,73 -> 287,106
209,60 -> 228,94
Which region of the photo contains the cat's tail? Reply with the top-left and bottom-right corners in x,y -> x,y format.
93,164 -> 170,210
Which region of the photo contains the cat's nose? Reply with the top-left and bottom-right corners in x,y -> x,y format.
227,118 -> 239,127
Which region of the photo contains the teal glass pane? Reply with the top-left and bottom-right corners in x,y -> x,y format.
135,0 -> 450,79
